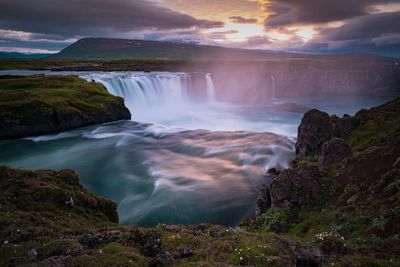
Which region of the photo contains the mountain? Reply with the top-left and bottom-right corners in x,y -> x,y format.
0,52 -> 52,59
50,38 -> 299,60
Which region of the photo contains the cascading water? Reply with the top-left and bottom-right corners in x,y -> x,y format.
205,73 -> 216,102
270,75 -> 277,100
85,72 -> 192,121
81,72 -> 247,130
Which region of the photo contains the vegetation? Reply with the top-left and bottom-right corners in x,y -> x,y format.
0,75 -> 130,138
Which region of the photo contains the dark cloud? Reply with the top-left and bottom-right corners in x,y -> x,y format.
0,0 -> 224,39
293,11 -> 400,58
264,0 -> 398,27
229,16 -> 258,24
322,12 -> 400,42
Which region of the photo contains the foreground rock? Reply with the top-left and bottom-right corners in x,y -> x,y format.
251,97 -> 400,266
295,109 -> 333,160
0,75 -> 131,139
318,137 -> 352,167
0,165 -> 331,266
270,163 -> 322,209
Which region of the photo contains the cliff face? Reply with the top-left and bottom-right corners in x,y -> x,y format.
0,75 -> 131,139
252,97 -> 400,265
207,61 -> 400,103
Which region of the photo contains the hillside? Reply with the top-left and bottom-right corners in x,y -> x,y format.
50,38 -> 300,60
49,38 -> 400,62
0,97 -> 399,266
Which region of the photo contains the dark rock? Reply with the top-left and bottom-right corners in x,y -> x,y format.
177,246 -> 194,258
318,238 -> 348,256
8,231 -> 32,244
319,138 -> 353,167
79,234 -> 103,249
267,168 -> 281,176
294,245 -> 323,267
271,164 -> 322,208
65,196 -> 75,207
132,231 -> 161,257
27,248 -> 38,260
271,237 -> 323,267
79,231 -> 123,249
45,256 -> 72,267
255,184 -> 271,217
149,252 -> 174,267
331,115 -> 356,138
296,109 -> 334,160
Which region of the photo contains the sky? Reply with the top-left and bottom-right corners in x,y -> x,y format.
0,0 -> 400,57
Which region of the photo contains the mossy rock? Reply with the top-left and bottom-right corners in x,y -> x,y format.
0,75 -> 131,138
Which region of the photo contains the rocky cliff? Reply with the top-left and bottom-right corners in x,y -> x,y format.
0,75 -> 131,139
252,97 -> 400,265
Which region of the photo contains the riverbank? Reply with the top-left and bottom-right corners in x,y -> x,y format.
0,75 -> 130,139
1,97 -> 399,266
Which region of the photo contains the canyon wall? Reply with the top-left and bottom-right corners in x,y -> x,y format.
189,60 -> 400,103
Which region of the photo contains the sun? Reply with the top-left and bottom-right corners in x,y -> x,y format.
224,22 -> 265,41
204,21 -> 265,43
294,27 -> 316,41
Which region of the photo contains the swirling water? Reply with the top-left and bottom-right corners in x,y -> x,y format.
0,70 -> 393,226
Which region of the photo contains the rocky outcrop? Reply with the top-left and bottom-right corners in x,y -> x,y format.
319,138 -> 353,167
0,75 -> 131,139
295,109 -> 334,160
254,185 -> 271,217
270,163 -> 322,209
331,115 -> 356,137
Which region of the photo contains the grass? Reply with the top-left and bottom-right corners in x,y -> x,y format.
0,75 -> 130,138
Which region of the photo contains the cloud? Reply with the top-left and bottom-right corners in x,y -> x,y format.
284,11 -> 400,58
322,12 -> 400,42
229,16 -> 258,24
0,0 -> 224,40
0,46 -> 58,54
263,0 -> 398,27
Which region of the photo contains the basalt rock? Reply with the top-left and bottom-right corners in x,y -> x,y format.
270,163 -> 322,209
295,109 -> 334,160
331,115 -> 356,138
255,184 -> 271,217
319,138 -> 353,167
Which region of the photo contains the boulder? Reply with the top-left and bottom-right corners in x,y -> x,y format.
270,164 -> 322,208
296,109 -> 334,160
319,138 -> 353,167
254,185 -> 271,217
331,115 -> 356,138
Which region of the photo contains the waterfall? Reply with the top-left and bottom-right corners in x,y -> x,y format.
270,75 -> 276,100
85,72 -> 191,121
205,73 -> 216,102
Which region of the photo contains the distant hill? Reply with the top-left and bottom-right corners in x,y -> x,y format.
0,52 -> 52,59
50,38 -> 300,60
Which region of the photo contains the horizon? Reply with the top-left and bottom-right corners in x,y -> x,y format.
1,0 -> 400,58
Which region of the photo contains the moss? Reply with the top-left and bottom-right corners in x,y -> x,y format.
0,75 -> 130,138
345,98 -> 400,152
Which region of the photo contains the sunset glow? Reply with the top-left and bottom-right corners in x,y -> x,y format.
0,0 -> 399,56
